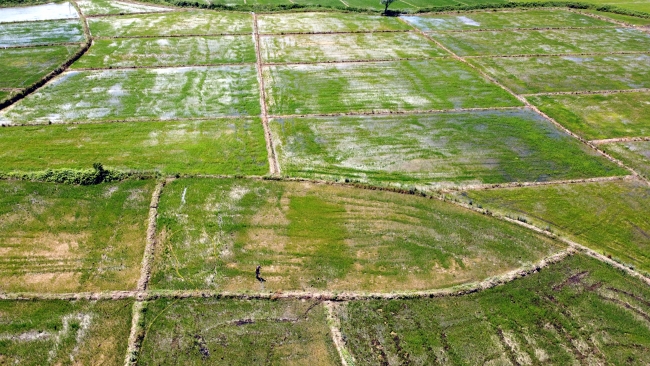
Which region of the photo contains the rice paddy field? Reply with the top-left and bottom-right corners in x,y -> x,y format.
0,2 -> 649,364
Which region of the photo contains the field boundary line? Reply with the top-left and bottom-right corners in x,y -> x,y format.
432,25 -> 618,33
0,88 -> 21,92
399,0 -> 420,9
85,10 -> 177,19
0,17 -> 80,25
124,300 -> 146,366
136,179 -> 170,291
338,0 -> 350,7
259,30 -> 411,36
268,106 -> 525,119
400,17 -> 650,187
0,115 -> 254,128
438,175 -> 635,192
0,1 -> 92,112
253,12 -> 280,176
465,50 -> 650,58
591,137 -> 650,145
93,32 -> 252,39
0,42 -> 86,50
70,62 -> 256,71
325,302 -> 355,366
522,88 -> 650,97
264,56 -> 449,66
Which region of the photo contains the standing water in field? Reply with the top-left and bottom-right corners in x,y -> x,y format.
0,3 -> 78,23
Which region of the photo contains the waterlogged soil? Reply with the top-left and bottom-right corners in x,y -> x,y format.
605,141 -> 650,178
77,0 -> 173,16
263,59 -> 521,115
0,20 -> 84,47
270,109 -> 626,187
473,54 -> 650,94
150,178 -> 563,292
401,9 -> 615,31
0,2 -> 78,23
260,32 -> 446,63
73,35 -> 256,68
0,66 -> 260,124
257,12 -> 411,34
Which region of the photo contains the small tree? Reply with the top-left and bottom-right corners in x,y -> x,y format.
380,0 -> 396,14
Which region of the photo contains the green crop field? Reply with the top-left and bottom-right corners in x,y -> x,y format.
583,9 -> 650,25
472,54 -> 650,94
77,0 -> 173,15
88,11 -> 253,37
264,59 -> 521,115
260,32 -> 446,63
337,254 -> 650,365
150,178 -> 563,291
256,12 -> 411,34
511,0 -> 650,14
0,66 -> 260,124
138,298 -> 340,364
270,109 -> 626,186
431,27 -> 650,56
606,141 -> 650,178
530,92 -> 650,140
0,179 -> 153,292
0,45 -> 79,89
73,35 -> 256,69
0,20 -> 84,47
0,299 -> 133,364
0,119 -> 268,175
400,9 -> 615,32
460,179 -> 650,273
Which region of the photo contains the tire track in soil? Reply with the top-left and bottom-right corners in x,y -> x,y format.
398,16 -> 650,188
253,12 -> 280,176
325,302 -> 355,366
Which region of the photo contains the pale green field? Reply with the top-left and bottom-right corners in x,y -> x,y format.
605,141 -> 650,178
150,178 -> 563,292
510,0 -> 650,14
88,11 -> 253,37
0,46 -> 79,89
0,20 -> 84,47
77,0 -> 173,15
529,92 -> 650,140
472,54 -> 650,94
73,35 -> 256,68
264,59 -> 521,115
0,180 -> 154,292
256,12 -> 411,34
260,32 -> 446,63
0,119 -> 269,175
431,27 -> 650,56
0,66 -> 260,124
401,9 -> 615,31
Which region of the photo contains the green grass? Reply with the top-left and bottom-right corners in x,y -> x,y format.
0,45 -> 79,88
0,91 -> 11,101
256,12 -> 411,34
0,66 -> 260,124
0,119 -> 268,175
472,54 -> 650,94
0,299 -> 133,365
0,20 -> 84,47
430,27 -> 650,56
150,178 -> 563,292
344,0 -> 417,10
510,0 -> 650,14
138,298 -> 341,365
337,254 -> 650,365
260,32 -> 446,63
88,11 -> 253,37
76,0 -> 174,15
400,9 -> 615,31
0,179 -> 154,292
291,0 -> 348,8
263,59 -> 522,115
461,179 -> 650,273
72,36 -> 256,69
270,109 -> 627,186
605,141 -> 650,178
582,9 -> 650,25
529,92 -> 650,140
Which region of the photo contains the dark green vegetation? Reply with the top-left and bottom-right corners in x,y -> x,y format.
0,66 -> 260,124
0,119 -> 268,175
73,35 -> 256,69
151,178 -> 563,291
271,110 -> 627,186
0,180 -> 154,292
606,141 -> 650,178
461,179 -> 650,273
529,92 -> 650,140
0,45 -> 79,88
0,299 -> 133,364
338,254 -> 650,365
0,20 -> 84,47
472,54 -> 650,94
264,59 -> 522,115
138,298 -> 341,365
583,9 -> 650,24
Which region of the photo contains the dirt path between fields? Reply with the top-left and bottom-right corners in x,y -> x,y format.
124,300 -> 146,366
465,50 -> 650,58
591,136 -> 650,145
523,88 -> 650,97
325,302 -> 355,366
71,62 -> 256,72
435,25 -> 616,33
438,174 -> 635,193
258,30 -> 411,36
399,16 -> 650,188
1,42 -> 86,50
137,179 -> 170,291
253,12 -> 280,176
268,106 -> 524,119
93,32 -> 250,39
